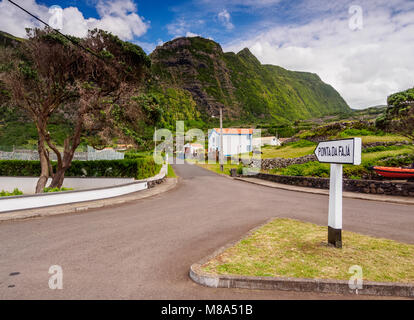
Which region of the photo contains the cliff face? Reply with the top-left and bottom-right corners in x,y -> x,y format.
150,36 -> 351,122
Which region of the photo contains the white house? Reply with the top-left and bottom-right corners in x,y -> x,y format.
184,143 -> 204,155
208,128 -> 253,156
253,136 -> 281,147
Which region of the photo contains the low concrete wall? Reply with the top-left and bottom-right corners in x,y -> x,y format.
0,177 -> 135,194
249,173 -> 414,197
0,164 -> 167,213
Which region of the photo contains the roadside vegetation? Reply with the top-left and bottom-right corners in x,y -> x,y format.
196,161 -> 241,176
43,187 -> 73,193
202,218 -> 414,284
268,144 -> 414,179
261,140 -> 316,159
167,164 -> 177,178
0,188 -> 23,197
0,158 -> 161,180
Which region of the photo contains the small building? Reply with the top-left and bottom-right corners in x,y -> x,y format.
184,143 -> 204,155
208,128 -> 253,156
253,136 -> 281,147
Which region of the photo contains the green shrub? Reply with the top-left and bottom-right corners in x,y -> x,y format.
343,165 -> 369,178
362,145 -> 405,153
236,165 -> 244,175
378,155 -> 414,167
43,187 -> 73,193
339,128 -> 377,137
279,161 -> 329,177
0,188 -> 23,197
0,158 -> 161,180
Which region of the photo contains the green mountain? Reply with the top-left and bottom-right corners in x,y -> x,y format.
0,31 -> 351,149
150,36 -> 351,123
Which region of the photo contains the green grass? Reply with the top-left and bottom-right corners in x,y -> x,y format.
202,218 -> 414,283
43,187 -> 73,193
261,140 -> 316,159
0,188 -> 23,197
269,145 -> 414,178
196,160 -> 241,176
167,164 -> 177,178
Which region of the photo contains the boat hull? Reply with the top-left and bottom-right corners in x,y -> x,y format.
372,166 -> 414,179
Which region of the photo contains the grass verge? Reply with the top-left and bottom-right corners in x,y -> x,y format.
167,164 -> 177,178
202,218 -> 414,284
196,162 -> 240,176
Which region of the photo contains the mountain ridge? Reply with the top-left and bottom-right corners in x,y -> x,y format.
150,36 -> 351,123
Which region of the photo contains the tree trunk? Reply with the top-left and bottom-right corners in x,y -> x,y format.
35,134 -> 49,193
48,169 -> 66,189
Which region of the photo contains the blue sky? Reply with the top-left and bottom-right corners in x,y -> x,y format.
1,0 -> 413,108
29,0 -> 305,51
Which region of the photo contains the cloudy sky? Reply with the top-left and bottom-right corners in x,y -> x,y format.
0,0 -> 413,109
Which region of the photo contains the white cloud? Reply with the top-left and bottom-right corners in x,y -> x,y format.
167,19 -> 205,39
0,0 -> 148,41
224,0 -> 414,109
186,31 -> 199,37
218,9 -> 234,30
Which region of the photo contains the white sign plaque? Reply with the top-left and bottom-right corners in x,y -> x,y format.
314,138 -> 361,165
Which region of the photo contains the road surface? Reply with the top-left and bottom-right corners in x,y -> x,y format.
0,164 -> 413,299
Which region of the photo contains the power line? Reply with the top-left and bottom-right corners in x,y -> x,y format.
7,0 -> 104,60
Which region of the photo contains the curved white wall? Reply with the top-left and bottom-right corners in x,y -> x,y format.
0,164 -> 167,213
0,177 -> 135,194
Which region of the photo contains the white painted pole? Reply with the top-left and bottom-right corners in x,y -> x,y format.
328,163 -> 343,248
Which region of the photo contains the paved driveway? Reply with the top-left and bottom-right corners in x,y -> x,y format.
0,164 -> 413,299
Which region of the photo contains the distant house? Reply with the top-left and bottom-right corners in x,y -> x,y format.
184,143 -> 204,155
208,128 -> 253,156
253,136 -> 281,147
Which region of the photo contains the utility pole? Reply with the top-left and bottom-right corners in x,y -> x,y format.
219,107 -> 224,172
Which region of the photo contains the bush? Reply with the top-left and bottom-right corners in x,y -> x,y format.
0,188 -> 23,197
339,128 -> 377,137
362,145 -> 404,153
0,158 -> 161,180
279,161 -> 329,177
378,155 -> 414,167
43,187 -> 73,193
343,165 -> 369,178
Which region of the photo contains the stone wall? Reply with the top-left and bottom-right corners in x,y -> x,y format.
249,173 -> 414,197
362,141 -> 411,149
250,154 -> 318,170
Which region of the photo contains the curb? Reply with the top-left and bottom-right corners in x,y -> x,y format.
0,178 -> 178,222
189,264 -> 414,297
234,177 -> 414,205
189,220 -> 414,298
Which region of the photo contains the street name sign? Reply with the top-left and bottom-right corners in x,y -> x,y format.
314,138 -> 361,165
314,138 -> 362,248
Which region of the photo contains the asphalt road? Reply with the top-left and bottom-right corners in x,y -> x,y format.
0,164 -> 413,299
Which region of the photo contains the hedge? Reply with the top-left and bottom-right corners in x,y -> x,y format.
0,158 -> 162,180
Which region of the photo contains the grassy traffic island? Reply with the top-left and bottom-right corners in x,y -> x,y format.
201,218 -> 414,285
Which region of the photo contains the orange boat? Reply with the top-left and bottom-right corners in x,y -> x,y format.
370,166 -> 414,179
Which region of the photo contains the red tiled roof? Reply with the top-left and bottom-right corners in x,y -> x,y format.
213,128 -> 253,134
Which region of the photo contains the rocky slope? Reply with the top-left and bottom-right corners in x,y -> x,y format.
150,36 -> 351,122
